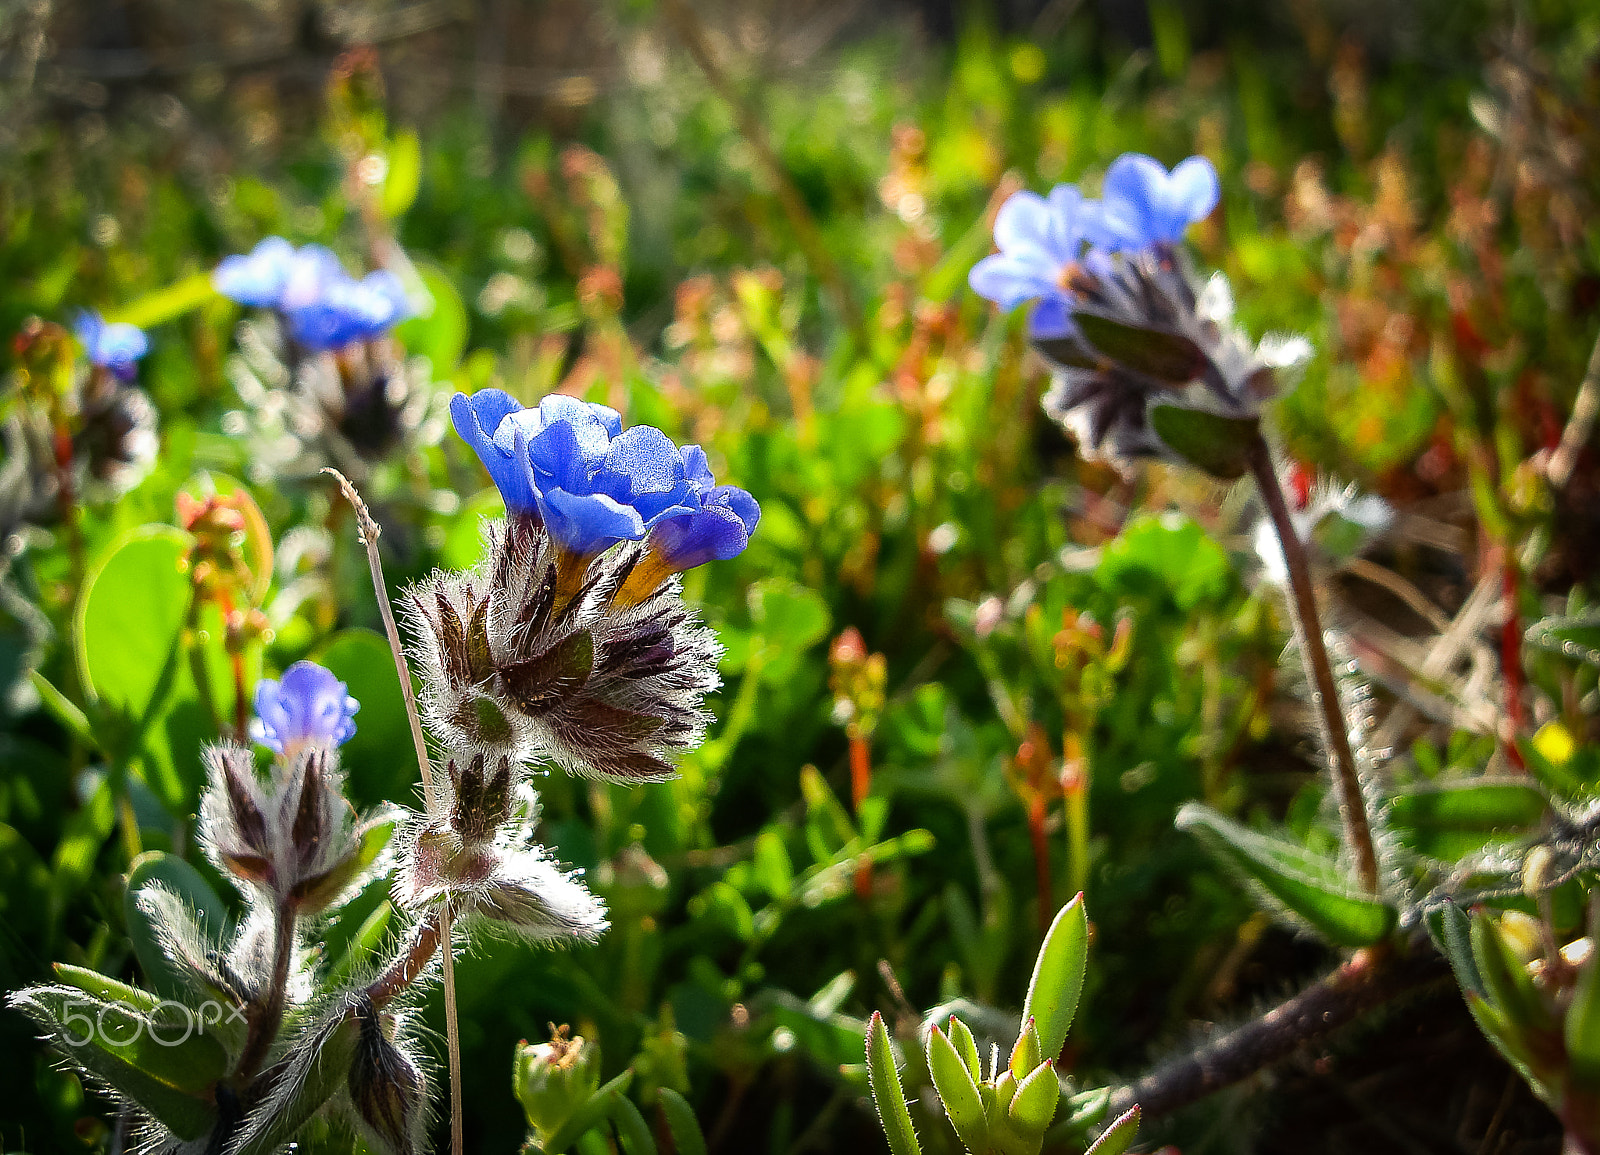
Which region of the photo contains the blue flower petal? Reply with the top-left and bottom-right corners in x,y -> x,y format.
1026,295 -> 1076,340
451,390 -> 540,515
595,426 -> 697,527
1100,153 -> 1218,250
74,310 -> 149,381
213,237 -> 297,306
250,660 -> 359,753
649,485 -> 761,571
537,487 -> 647,558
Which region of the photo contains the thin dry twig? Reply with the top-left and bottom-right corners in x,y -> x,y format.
323,467 -> 461,1155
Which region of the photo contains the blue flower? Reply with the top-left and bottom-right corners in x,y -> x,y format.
74,310 -> 149,382
1096,153 -> 1219,251
212,237 -> 301,307
968,186 -> 1101,338
284,269 -> 411,351
213,238 -> 411,350
451,389 -> 698,559
250,661 -> 359,753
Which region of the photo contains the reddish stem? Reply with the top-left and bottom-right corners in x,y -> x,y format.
1027,794 -> 1052,933
1500,554 -> 1527,771
849,733 -> 873,900
217,589 -> 250,741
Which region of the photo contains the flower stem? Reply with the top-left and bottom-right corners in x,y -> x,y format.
849,733 -> 873,901
325,469 -> 457,1154
440,904 -> 464,1155
367,909 -> 444,1008
1027,793 -> 1052,932
1246,436 -> 1380,895
236,900 -> 296,1082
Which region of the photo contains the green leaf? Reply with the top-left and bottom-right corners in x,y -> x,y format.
1525,613 -> 1600,667
700,880 -> 755,941
1023,895 -> 1089,1061
542,1070 -> 636,1154
396,259 -> 468,373
1470,915 -> 1554,1035
1386,779 -> 1548,859
10,986 -> 223,1139
315,629 -> 413,807
1566,943 -> 1600,1085
106,271 -> 219,329
1175,803 -> 1396,947
51,963 -> 162,1014
944,1015 -> 982,1083
748,578 -> 832,684
323,898 -> 394,990
30,670 -> 98,751
1097,514 -> 1231,611
1074,313 -> 1210,384
656,1088 -> 708,1155
927,1025 -> 988,1152
74,526 -> 196,765
1423,901 -> 1485,1000
609,1092 -> 658,1155
124,850 -> 229,999
1085,1105 -> 1140,1155
1148,405 -> 1259,481
1007,1060 -> 1059,1137
381,128 -> 423,219
866,1012 -> 922,1155
752,829 -> 795,902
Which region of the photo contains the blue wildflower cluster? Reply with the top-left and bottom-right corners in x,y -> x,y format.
402,389 -> 759,783
450,388 -> 760,583
968,153 -> 1219,338
74,309 -> 149,382
214,237 -> 411,351
971,152 -> 1308,469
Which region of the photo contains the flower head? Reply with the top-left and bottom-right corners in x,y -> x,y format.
74,310 -> 149,382
214,238 -> 411,351
450,390 -> 702,561
251,660 -> 360,753
284,269 -> 411,351
1096,153 -> 1219,251
968,186 -> 1101,338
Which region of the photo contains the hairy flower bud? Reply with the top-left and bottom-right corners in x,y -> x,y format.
405,516 -> 721,783
199,743 -> 388,913
348,993 -> 427,1155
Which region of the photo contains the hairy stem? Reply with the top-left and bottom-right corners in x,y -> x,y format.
1247,437 -> 1380,895
367,909 -> 444,1008
1107,945 -> 1450,1120
236,900 -> 296,1082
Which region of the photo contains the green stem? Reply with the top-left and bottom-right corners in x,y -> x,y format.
1246,436 -> 1380,894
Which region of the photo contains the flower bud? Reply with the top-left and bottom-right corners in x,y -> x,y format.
1009,1016 -> 1043,1081
348,994 -> 426,1155
514,1025 -> 600,1143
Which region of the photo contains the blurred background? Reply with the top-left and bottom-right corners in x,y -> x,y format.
2,0 -> 1598,1152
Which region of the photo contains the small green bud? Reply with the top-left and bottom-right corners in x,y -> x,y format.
514,1025 -> 600,1143
927,1025 -> 987,1153
1009,1017 -> 1043,1081
945,1015 -> 982,1083
1008,1060 -> 1059,1137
